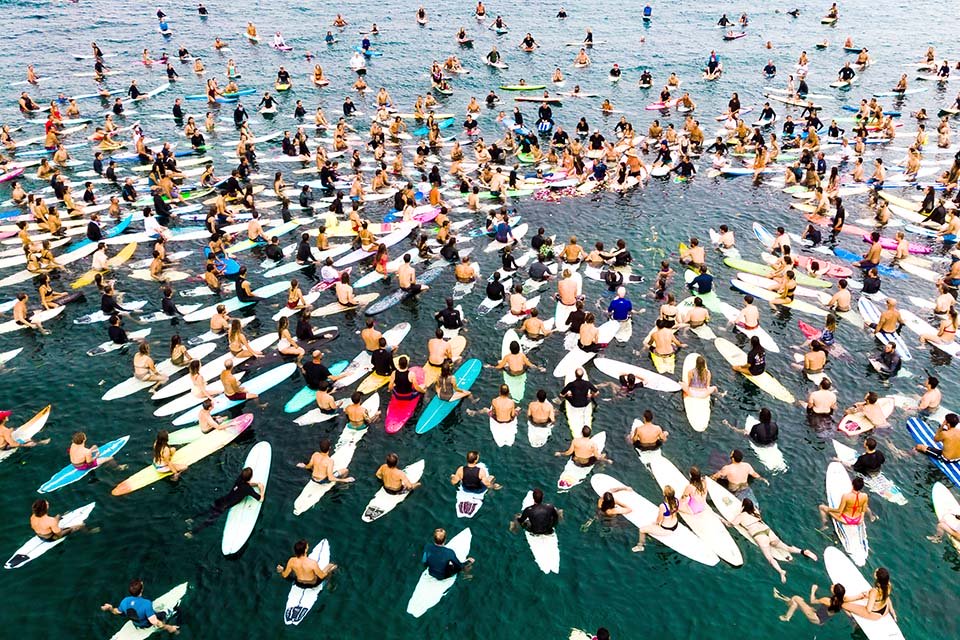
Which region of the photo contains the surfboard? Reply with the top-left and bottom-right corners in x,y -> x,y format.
713,338 -> 795,403
557,431 -> 605,491
0,405 -> 51,464
293,421 -> 370,515
681,353 -> 711,432
521,491 -> 560,573
823,547 -> 905,640
4,502 -> 95,569
112,415 -> 254,496
648,456 -> 743,566
590,474 -> 719,566
283,540 -> 330,625
38,436 -> 129,493
405,528 -> 471,617
415,359 -> 482,434
361,459 -> 424,522
825,462 -> 869,566
222,441 -> 271,555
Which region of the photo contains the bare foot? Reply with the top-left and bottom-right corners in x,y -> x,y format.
801,549 -> 818,561
927,535 -> 942,544
779,570 -> 787,584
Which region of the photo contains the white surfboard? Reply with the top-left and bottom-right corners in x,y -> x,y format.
221,442 -> 271,555
283,539 -> 330,625
490,415 -> 518,447
932,482 -> 960,554
648,456 -> 743,566
527,420 -> 554,448
590,474 -> 719,566
293,421 -> 371,516
4,502 -> 95,569
406,528 -> 471,617
823,547 -> 905,640
520,490 -> 560,573
361,459 -> 424,522
825,462 -> 869,566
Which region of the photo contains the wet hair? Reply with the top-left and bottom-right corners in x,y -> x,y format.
600,492 -> 615,512
294,539 -> 308,556
152,431 -> 170,463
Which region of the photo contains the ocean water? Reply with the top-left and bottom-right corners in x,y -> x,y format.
0,1 -> 957,638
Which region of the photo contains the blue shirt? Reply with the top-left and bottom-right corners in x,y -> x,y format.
608,297 -> 632,321
118,596 -> 156,628
688,273 -> 714,294
422,544 -> 464,580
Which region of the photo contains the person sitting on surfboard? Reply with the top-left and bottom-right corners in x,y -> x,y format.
817,475 -> 875,528
512,487 -> 560,534
375,453 -> 421,495
101,578 -> 180,634
422,528 -> 473,579
277,539 -> 337,588
712,449 -> 769,494
29,499 -> 82,542
915,413 -> 960,463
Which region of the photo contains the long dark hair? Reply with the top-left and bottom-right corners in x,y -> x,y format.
828,584 -> 846,612
153,430 -> 170,464
600,491 -> 615,511
874,567 -> 891,602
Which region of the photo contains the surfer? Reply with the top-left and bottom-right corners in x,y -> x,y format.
818,475 -> 875,528
728,498 -> 817,582
277,539 -> 337,587
375,453 -> 421,495
555,426 -> 608,466
630,410 -> 668,453
915,413 -> 960,463
29,498 -> 83,541
101,579 -> 179,634
512,487 -> 561,535
421,528 -> 473,579
298,438 -> 355,486
712,449 -> 769,492
450,451 -> 500,492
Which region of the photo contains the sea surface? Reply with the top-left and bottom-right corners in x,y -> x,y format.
0,1 -> 957,638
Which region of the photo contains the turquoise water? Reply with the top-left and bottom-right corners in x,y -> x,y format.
0,1 -> 958,638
